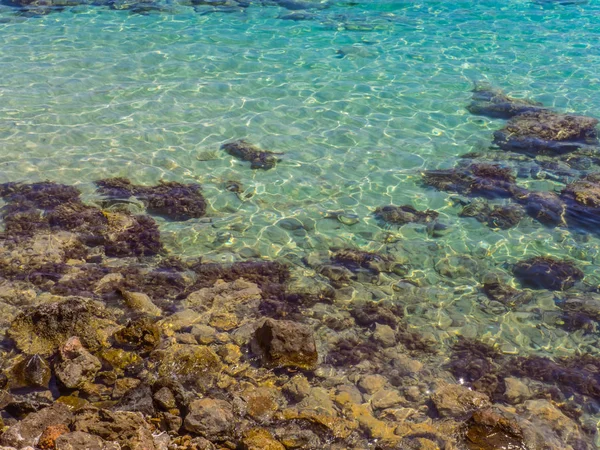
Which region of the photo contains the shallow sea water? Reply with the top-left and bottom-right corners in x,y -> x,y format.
1,0 -> 600,436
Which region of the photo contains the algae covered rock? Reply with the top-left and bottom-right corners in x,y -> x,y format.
8,354 -> 52,390
8,297 -> 118,355
513,256 -> 583,291
493,110 -> 599,155
154,343 -> 222,388
113,317 -> 161,352
253,318 -> 318,370
221,139 -> 283,170
373,204 -> 439,226
463,408 -> 527,450
467,83 -> 544,119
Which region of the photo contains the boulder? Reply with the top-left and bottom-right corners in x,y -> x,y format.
253,318 -> 318,370
184,398 -> 234,438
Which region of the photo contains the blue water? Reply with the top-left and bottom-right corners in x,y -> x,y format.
1,0 -> 600,438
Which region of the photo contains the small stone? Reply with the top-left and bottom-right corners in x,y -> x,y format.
370,389 -> 405,410
154,387 -> 177,411
120,290 -> 162,317
373,323 -> 396,348
10,354 -> 52,389
112,378 -> 141,399
431,384 -> 491,419
283,375 -> 311,402
54,431 -> 108,450
358,374 -> 387,395
190,325 -> 217,344
504,377 -> 532,404
184,398 -> 234,439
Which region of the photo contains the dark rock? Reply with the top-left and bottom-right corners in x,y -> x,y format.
493,110 -> 599,155
331,248 -> 397,274
482,279 -> 532,308
514,190 -> 567,227
0,181 -> 81,209
114,384 -> 155,416
95,177 -> 137,198
153,386 -> 177,410
513,256 -> 583,291
447,338 -> 502,386
184,398 -> 234,438
423,163 -> 518,199
253,318 -> 318,370
8,297 -> 118,355
103,213 -> 163,257
136,181 -> 206,221
326,337 -> 379,367
0,403 -> 73,448
55,336 -> 102,389
561,174 -> 600,229
221,139 -> 283,170
467,83 -> 545,119
486,205 -> 524,229
373,205 -> 438,226
463,408 -> 527,450
350,301 -> 401,330
10,354 -> 52,389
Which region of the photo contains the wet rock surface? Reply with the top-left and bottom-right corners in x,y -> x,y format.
221,139 -> 283,170
467,83 -> 545,119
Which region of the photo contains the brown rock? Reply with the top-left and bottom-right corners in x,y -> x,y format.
38,424 -> 70,450
55,431 -> 118,450
0,403 -> 73,448
184,398 -> 234,439
431,384 -> 491,419
253,319 -> 318,370
55,337 -> 102,389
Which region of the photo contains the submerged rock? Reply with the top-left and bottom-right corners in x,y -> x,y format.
54,337 -> 102,389
493,110 -> 599,155
513,190 -> 567,227
560,174 -> 600,229
253,318 -> 318,370
8,297 -> 118,355
460,201 -> 524,229
373,204 -> 439,226
431,384 -> 491,419
9,354 -> 52,389
221,139 -> 283,170
463,408 -> 527,450
423,163 -> 518,199
96,178 -> 206,221
467,83 -> 544,119
513,256 -> 583,291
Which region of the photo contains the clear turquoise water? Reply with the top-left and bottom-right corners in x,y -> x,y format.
1,0 -> 600,380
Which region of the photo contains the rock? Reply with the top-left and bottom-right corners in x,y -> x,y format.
431,384 -> 491,419
283,375 -> 311,402
518,399 -> 582,442
113,317 -> 160,352
154,344 -> 222,389
242,386 -> 282,421
253,318 -> 318,370
513,256 -> 583,290
112,378 -> 141,399
493,110 -> 599,155
358,374 -> 387,395
38,424 -> 70,450
463,408 -> 527,450
9,354 -> 52,389
242,428 -> 285,450
8,297 -> 118,355
503,377 -> 532,404
515,190 -> 567,226
55,431 -> 116,450
154,387 -> 177,411
373,205 -> 438,226
114,384 -> 155,416
0,403 -> 73,448
55,337 -> 102,389
221,140 -> 283,170
119,290 -> 162,317
99,348 -> 143,373
467,83 -> 545,119
72,407 -> 155,450
184,398 -> 234,439
370,389 -> 404,410
372,323 -> 397,347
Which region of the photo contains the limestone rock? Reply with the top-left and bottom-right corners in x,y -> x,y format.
184,398 -> 234,439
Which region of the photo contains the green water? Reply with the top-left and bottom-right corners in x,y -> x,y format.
1,0 -> 600,386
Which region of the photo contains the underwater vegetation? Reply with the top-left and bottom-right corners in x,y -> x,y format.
373,204 -> 439,226
513,256 -> 584,291
221,139 -> 283,170
96,178 -> 206,221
